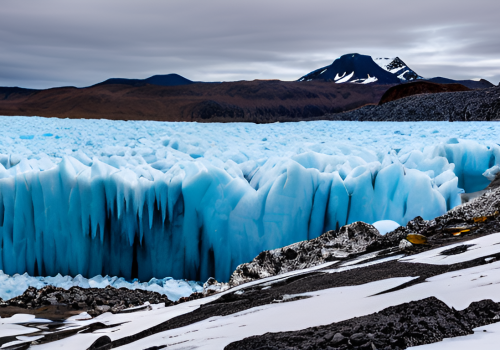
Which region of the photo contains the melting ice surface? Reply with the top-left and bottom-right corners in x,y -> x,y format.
0,270 -> 202,301
0,116 -> 499,282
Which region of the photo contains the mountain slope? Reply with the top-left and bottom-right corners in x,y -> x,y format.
0,81 -> 392,122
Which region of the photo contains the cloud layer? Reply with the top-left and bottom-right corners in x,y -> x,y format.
1,0 -> 499,88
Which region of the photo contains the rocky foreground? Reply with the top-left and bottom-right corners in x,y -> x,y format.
0,285 -> 203,319
227,297 -> 500,350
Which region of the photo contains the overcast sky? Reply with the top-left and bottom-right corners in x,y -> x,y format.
1,0 -> 499,89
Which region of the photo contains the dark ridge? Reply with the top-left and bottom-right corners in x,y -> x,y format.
225,297 -> 500,350
93,73 -> 194,87
426,77 -> 494,90
0,86 -> 39,100
145,74 -> 194,86
379,81 -> 470,105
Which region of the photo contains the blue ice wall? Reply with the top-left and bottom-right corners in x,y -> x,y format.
1,118 -> 500,281
0,137 -> 498,282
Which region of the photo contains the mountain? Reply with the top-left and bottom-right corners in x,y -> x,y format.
425,77 -> 494,90
298,53 -> 401,84
0,81 -> 392,123
94,73 -> 194,87
299,54 -> 495,89
374,56 -> 423,81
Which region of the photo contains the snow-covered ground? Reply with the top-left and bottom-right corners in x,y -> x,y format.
0,116 -> 499,281
400,233 -> 500,265
2,232 -> 498,349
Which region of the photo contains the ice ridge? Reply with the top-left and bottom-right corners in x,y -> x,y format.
0,270 -> 202,302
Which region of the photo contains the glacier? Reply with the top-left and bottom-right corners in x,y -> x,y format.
0,116 -> 499,282
0,270 -> 202,302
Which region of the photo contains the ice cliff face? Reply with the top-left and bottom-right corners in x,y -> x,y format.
0,117 -> 499,282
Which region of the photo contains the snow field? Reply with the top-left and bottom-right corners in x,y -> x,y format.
0,117 -> 499,281
400,233 -> 500,265
85,234 -> 500,349
3,235 -> 500,349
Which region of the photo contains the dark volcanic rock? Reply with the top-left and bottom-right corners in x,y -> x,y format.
379,81 -> 470,105
225,297 -> 500,350
440,244 -> 476,256
0,285 -> 203,319
228,222 -> 382,287
328,86 -> 500,121
486,171 -> 500,191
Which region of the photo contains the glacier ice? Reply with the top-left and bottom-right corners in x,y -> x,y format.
372,220 -> 400,235
0,270 -> 202,302
0,117 -> 499,282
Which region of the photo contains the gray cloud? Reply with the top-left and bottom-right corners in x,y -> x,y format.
0,0 -> 499,88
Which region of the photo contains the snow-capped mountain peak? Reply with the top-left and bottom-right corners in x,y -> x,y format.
298,53 -> 401,84
374,57 -> 423,81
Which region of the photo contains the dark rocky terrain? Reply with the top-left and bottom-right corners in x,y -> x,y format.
0,285 -> 203,320
328,85 -> 500,121
229,221 -> 385,287
109,256 -> 500,348
379,81 -> 470,105
0,81 -> 391,122
226,297 -> 500,350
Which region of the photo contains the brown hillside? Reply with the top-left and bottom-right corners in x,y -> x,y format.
0,81 -> 392,123
379,81 -> 470,105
